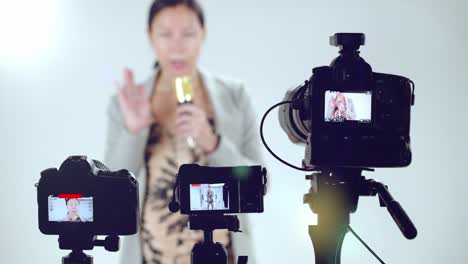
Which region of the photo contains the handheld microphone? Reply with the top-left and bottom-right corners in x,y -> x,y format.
175,76 -> 195,149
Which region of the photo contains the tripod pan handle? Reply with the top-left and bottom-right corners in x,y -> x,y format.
387,201 -> 417,239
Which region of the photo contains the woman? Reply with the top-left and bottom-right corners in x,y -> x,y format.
326,92 -> 356,121
207,185 -> 214,210
104,0 -> 263,263
62,198 -> 82,222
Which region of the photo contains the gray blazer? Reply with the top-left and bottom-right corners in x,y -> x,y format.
104,67 -> 264,264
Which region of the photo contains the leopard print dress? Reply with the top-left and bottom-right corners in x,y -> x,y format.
140,83 -> 233,264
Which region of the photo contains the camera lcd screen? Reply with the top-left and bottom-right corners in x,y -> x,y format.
324,91 -> 372,123
48,195 -> 93,222
189,183 -> 229,211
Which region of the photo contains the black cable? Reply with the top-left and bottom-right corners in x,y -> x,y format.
409,79 -> 415,95
348,226 -> 386,264
259,100 -> 315,172
409,79 -> 416,106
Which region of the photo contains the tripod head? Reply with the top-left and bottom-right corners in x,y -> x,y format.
59,232 -> 120,264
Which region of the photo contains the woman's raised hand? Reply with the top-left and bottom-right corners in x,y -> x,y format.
115,68 -> 151,134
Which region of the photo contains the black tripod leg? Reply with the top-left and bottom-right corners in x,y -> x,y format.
309,225 -> 348,264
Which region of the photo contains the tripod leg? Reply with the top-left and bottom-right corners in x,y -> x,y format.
309,225 -> 347,264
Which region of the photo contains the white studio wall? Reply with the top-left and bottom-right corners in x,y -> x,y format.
1,0 -> 467,263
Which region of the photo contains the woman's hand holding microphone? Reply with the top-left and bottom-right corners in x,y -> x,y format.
115,69 -> 218,153
176,104 -> 219,154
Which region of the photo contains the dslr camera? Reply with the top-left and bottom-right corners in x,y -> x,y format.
279,33 -> 415,169
168,164 -> 267,264
36,156 -> 139,238
170,164 -> 267,215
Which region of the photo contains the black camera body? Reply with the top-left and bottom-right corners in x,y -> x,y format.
174,164 -> 267,215
36,156 -> 139,236
306,67 -> 413,168
280,33 -> 415,169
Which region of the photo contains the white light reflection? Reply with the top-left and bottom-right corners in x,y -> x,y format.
0,0 -> 58,63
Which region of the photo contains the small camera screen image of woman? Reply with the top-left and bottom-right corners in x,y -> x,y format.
325,91 -> 372,123
190,183 -> 228,211
47,196 -> 93,222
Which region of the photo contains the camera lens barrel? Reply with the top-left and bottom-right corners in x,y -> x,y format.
278,84 -> 310,144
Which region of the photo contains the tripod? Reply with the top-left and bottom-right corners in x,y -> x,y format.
189,215 -> 248,264
59,232 -> 120,264
303,168 -> 417,264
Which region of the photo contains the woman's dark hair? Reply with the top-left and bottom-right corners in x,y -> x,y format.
147,0 -> 205,30
148,0 -> 205,68
65,198 -> 79,204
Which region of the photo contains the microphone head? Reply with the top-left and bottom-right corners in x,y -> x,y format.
168,200 -> 180,213
175,76 -> 193,104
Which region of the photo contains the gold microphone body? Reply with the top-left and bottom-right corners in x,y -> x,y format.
174,76 -> 196,148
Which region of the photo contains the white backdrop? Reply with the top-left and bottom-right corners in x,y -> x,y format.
1,0 -> 467,263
